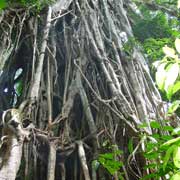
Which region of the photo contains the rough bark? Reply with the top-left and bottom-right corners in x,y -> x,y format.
0,137 -> 23,180
0,0 -> 169,179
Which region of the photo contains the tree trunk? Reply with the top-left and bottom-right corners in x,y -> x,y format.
0,0 -> 165,179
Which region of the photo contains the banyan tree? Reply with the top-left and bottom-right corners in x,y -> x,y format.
0,0 -> 173,180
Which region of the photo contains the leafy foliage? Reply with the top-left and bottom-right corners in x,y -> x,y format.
141,121 -> 180,179
0,0 -> 6,9
153,39 -> 180,101
0,0 -> 54,10
96,143 -> 124,179
132,4 -> 179,64
143,38 -> 174,62
133,12 -> 174,42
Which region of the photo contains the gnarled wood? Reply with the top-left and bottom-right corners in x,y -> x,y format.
0,0 -> 168,179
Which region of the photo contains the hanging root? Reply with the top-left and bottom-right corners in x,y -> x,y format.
0,0 -> 166,179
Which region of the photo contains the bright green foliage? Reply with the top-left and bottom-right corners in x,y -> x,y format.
132,3 -> 179,64
154,0 -> 179,8
143,38 -> 174,62
98,152 -> 123,175
150,121 -> 161,129
133,12 -> 173,42
128,138 -> 134,154
0,0 -> 7,9
173,146 -> 180,168
18,0 -> 54,10
141,122 -> 180,179
154,39 -> 180,101
168,100 -> 180,114
171,172 -> 180,180
96,143 -> 124,179
163,144 -> 176,170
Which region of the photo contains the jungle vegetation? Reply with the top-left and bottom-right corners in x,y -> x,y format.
0,0 -> 180,180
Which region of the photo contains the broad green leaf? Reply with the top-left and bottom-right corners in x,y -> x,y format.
152,133 -> 160,140
163,45 -> 176,58
171,173 -> 180,180
175,38 -> 180,54
165,63 -> 179,91
161,137 -> 180,147
168,100 -> 180,114
167,85 -> 174,100
161,135 -> 173,141
163,144 -> 176,171
144,151 -> 159,160
155,63 -> 167,90
140,173 -> 158,179
150,121 -> 160,129
172,81 -> 180,95
163,125 -> 174,132
138,122 -> 148,128
128,138 -> 133,153
99,153 -> 113,160
100,159 -> 123,175
173,146 -> 180,168
146,142 -> 157,151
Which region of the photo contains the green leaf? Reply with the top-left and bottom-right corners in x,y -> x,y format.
161,135 -> 173,141
173,146 -> 180,168
171,173 -> 180,180
163,126 -> 174,132
168,100 -> 180,114
138,122 -> 148,128
128,138 -> 133,154
163,144 -> 176,171
99,157 -> 123,175
172,81 -> 180,95
99,153 -> 113,160
152,133 -> 160,139
155,63 -> 167,90
144,151 -> 159,160
140,173 -> 158,180
163,45 -> 176,58
150,121 -> 161,129
167,85 -> 174,100
165,63 -> 179,91
161,137 -> 180,147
